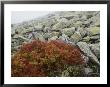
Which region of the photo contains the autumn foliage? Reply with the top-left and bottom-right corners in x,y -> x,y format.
11,40 -> 85,77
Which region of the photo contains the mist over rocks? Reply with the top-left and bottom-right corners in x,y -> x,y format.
11,11 -> 100,77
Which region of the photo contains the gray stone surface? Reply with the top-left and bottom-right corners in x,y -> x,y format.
89,43 -> 100,58
70,31 -> 82,43
77,42 -> 100,65
84,68 -> 93,75
11,11 -> 100,76
62,27 -> 76,36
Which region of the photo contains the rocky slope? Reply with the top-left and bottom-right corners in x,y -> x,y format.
11,11 -> 100,76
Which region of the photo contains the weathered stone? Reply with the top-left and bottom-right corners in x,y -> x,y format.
21,27 -> 33,34
67,41 -> 76,46
34,23 -> 43,30
49,36 -> 58,41
70,31 -> 82,43
57,18 -> 68,23
42,18 -> 57,27
64,16 -> 74,20
51,32 -> 59,37
62,27 -> 75,36
82,21 -> 91,28
18,35 -> 29,42
74,21 -> 83,28
81,15 -> 87,20
11,47 -> 17,51
95,21 -> 100,27
12,40 -> 20,47
28,32 -> 45,41
82,35 -> 100,43
11,39 -> 16,43
77,42 -> 100,65
59,34 -> 70,43
43,33 -> 52,40
82,36 -> 90,42
87,27 -> 100,36
77,28 -> 87,37
87,14 -> 93,19
43,27 -> 51,32
28,32 -> 37,40
69,19 -> 77,27
62,13 -> 75,20
84,68 -> 93,75
38,34 -> 45,41
11,30 -> 15,35
82,55 -> 89,63
89,43 -> 100,58
15,28 -> 23,34
52,18 -> 70,30
13,34 -> 19,39
90,35 -> 100,40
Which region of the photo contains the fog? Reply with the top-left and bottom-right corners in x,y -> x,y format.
11,11 -> 55,24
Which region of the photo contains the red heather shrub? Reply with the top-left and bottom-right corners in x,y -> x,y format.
11,40 -> 85,77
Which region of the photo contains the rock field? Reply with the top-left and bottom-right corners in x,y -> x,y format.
11,11 -> 100,76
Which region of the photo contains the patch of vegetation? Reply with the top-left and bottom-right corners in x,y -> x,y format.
11,40 -> 85,77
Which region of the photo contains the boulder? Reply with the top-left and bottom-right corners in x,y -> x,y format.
43,33 -> 52,40
42,18 -> 57,27
57,18 -> 68,23
43,27 -> 51,32
82,21 -> 91,28
69,18 -> 77,27
59,34 -> 70,43
52,18 -> 70,30
49,36 -> 58,41
15,28 -> 23,34
95,21 -> 100,27
21,27 -> 33,34
77,42 -> 100,65
90,35 -> 100,40
34,23 -> 43,30
87,27 -> 100,36
13,34 -> 19,39
11,30 -> 15,36
82,55 -> 89,63
82,35 -> 100,42
38,34 -> 45,41
62,27 -> 76,37
11,40 -> 20,47
82,36 -> 90,42
84,68 -> 93,75
31,33 -> 44,41
51,32 -> 59,37
70,31 -> 82,43
87,14 -> 93,19
18,35 -> 29,42
89,43 -> 100,58
81,15 -> 87,20
62,13 -> 75,20
77,28 -> 87,37
74,21 -> 83,28
67,41 -> 76,46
